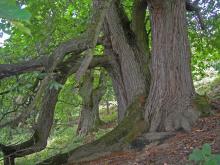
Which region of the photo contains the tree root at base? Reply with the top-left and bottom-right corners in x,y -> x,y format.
38,99 -> 147,165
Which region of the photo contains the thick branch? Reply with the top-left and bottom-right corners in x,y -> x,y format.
0,56 -> 49,80
47,0 -> 113,72
0,53 -> 109,81
0,0 -> 112,80
0,55 -> 109,130
0,74 -> 66,159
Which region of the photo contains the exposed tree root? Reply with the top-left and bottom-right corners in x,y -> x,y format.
38,93 -> 214,165
129,132 -> 176,151
38,97 -> 148,165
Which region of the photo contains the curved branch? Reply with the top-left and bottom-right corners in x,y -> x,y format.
47,0 -> 114,72
0,55 -> 110,160
0,0 -> 113,80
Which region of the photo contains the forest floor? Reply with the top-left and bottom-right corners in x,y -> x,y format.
76,110 -> 220,165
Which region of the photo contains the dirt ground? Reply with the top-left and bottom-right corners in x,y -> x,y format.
77,110 -> 220,165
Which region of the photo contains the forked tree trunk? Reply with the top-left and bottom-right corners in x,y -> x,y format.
37,1 -> 211,164
145,0 -> 199,132
77,71 -> 106,136
104,1 -> 150,121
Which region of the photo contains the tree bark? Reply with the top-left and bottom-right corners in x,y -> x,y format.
37,1 -> 211,164
144,0 -> 199,132
104,1 -> 150,121
77,71 -> 106,136
0,56 -> 48,80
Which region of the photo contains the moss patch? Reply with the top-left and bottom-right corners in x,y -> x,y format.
193,94 -> 212,117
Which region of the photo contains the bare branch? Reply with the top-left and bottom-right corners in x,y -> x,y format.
0,110 -> 17,123
0,56 -> 49,80
186,0 -> 205,30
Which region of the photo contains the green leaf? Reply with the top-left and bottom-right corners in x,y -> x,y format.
202,144 -> 212,156
0,0 -> 31,21
204,158 -> 217,165
49,81 -> 63,90
189,149 -> 204,162
214,155 -> 220,164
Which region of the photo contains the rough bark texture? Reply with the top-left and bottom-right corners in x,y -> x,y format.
145,0 -> 199,132
77,71 -> 106,136
131,0 -> 150,55
92,71 -> 107,126
104,1 -> 150,121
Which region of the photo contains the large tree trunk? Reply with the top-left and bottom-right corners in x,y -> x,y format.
144,0 -> 199,132
77,71 -> 106,136
37,1 -> 213,164
104,1 -> 150,121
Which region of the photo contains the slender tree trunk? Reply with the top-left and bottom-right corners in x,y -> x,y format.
77,71 -> 94,135
4,156 -> 15,165
77,71 -> 106,136
145,0 -> 199,132
93,72 -> 107,126
104,46 -> 129,121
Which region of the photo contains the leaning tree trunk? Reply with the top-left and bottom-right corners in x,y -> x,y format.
104,0 -> 150,121
1,73 -> 67,165
144,0 -> 199,132
77,71 -> 106,136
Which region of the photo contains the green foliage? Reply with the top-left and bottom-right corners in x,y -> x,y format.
0,0 -> 31,21
11,21 -> 31,35
188,144 -> 220,165
195,74 -> 220,96
188,1 -> 220,80
49,81 -> 63,90
100,107 -> 117,123
15,127 -> 83,165
0,0 -> 31,35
